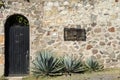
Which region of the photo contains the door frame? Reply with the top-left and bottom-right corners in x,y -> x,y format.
4,14 -> 30,76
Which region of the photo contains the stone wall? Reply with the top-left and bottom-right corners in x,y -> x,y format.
0,0 -> 120,76
42,0 -> 120,68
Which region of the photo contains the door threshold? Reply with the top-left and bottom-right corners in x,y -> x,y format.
5,74 -> 28,80
5,77 -> 23,80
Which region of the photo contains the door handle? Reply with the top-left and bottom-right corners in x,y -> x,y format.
26,50 -> 29,58
26,50 -> 29,54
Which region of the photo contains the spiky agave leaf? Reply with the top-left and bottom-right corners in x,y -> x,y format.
72,60 -> 86,73
63,56 -> 72,72
63,55 -> 86,74
85,57 -> 104,71
32,50 -> 64,77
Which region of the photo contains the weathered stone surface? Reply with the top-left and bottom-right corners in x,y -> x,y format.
94,28 -> 101,33
0,13 -> 3,18
104,33 -> 110,37
106,59 -> 110,63
63,1 -> 69,6
107,42 -> 111,46
87,27 -> 92,32
91,14 -> 97,22
96,54 -> 101,59
0,55 -> 4,64
34,20 -> 41,26
0,35 -> 4,44
99,41 -> 105,46
0,47 -> 3,54
116,36 -> 120,40
47,40 -> 55,45
91,22 -> 97,27
111,59 -> 118,62
92,49 -> 98,54
103,51 -> 109,55
74,45 -> 79,49
117,54 -> 120,60
8,1 -> 13,5
86,45 -> 93,50
108,27 -> 115,32
0,65 -> 4,76
109,53 -> 115,59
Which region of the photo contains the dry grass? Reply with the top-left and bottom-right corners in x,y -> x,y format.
22,68 -> 120,80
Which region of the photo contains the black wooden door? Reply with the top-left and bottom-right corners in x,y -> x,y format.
5,25 -> 29,76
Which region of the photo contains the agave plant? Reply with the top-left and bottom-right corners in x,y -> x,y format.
63,55 -> 86,75
85,57 -> 104,71
32,50 -> 64,77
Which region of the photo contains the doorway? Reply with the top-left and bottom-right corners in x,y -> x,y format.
4,14 -> 29,76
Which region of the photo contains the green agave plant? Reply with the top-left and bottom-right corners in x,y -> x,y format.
63,55 -> 86,74
85,57 -> 104,71
32,50 -> 64,77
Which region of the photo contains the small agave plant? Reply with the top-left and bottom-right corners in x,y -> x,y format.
32,50 -> 64,77
63,55 -> 86,75
85,57 -> 104,71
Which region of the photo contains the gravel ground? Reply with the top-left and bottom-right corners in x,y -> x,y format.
88,74 -> 120,80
